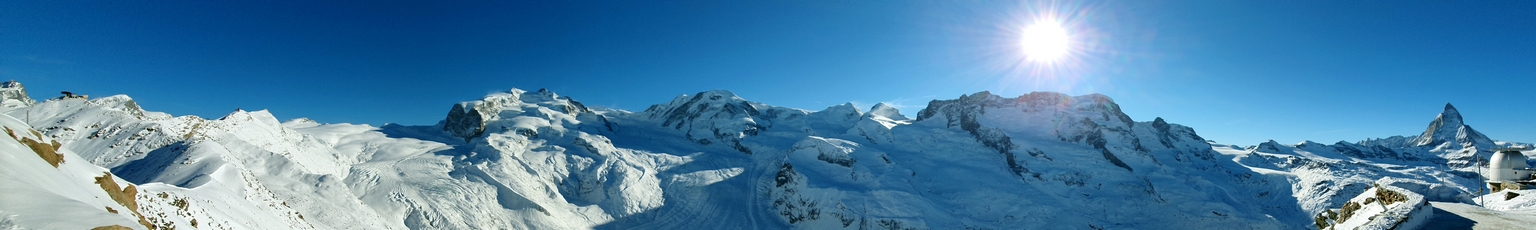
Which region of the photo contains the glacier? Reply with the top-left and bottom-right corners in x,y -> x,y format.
1,81 -> 1531,229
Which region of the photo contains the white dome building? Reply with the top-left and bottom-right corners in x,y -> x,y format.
1488,149 -> 1532,182
1487,148 -> 1535,192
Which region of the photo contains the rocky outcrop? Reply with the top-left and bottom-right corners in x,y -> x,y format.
1314,181 -> 1431,230
443,102 -> 491,141
443,91 -> 523,141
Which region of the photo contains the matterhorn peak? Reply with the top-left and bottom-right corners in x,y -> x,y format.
1412,103 -> 1491,147
1438,103 -> 1464,125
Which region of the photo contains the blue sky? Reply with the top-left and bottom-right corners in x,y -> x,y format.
2,1 -> 1533,145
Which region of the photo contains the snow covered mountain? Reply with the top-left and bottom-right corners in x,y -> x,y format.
1217,102 -> 1534,228
0,81 -> 1524,229
0,81 -> 36,108
1412,104 -> 1494,148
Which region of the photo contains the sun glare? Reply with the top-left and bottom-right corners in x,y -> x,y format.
1020,19 -> 1070,63
983,2 -> 1100,93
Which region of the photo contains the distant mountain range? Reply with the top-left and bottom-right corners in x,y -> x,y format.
0,81 -> 1527,229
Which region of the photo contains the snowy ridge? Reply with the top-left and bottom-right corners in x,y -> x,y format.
722,90 -> 1294,228
6,81 -> 1536,229
637,90 -> 877,154
0,88 -> 1301,229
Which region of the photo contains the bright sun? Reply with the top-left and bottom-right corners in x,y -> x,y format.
1020,19 -> 1070,62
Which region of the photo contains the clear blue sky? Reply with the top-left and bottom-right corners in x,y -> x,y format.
3,1 -> 1534,145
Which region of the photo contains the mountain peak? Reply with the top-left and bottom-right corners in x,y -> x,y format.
639,90 -> 781,153
1,80 -> 36,108
643,90 -> 762,123
687,90 -> 741,102
826,102 -> 859,112
1253,140 -> 1294,154
441,88 -> 592,141
867,103 -> 909,120
1441,103 -> 1462,122
1412,103 -> 1489,147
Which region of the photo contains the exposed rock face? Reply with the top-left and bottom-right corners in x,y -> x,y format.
915,91 -> 1010,153
443,102 -> 490,141
443,91 -> 521,141
0,80 -> 37,108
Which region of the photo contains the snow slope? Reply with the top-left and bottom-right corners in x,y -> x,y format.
0,113 -> 311,229
0,111 -> 149,229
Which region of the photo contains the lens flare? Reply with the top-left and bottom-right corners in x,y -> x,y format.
965,0 -> 1109,95
1021,19 -> 1070,63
